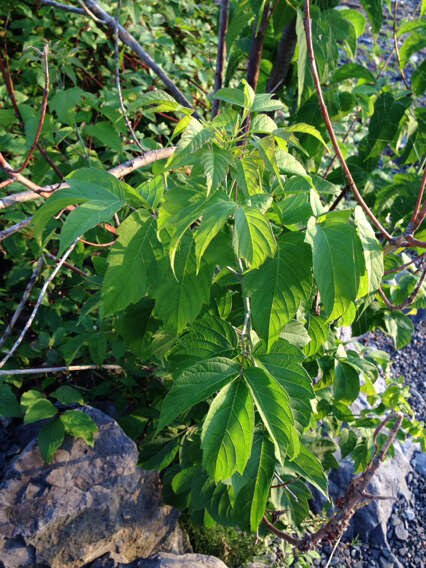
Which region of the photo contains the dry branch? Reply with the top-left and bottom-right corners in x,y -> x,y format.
0,238 -> 79,369
0,257 -> 43,350
0,364 -> 123,376
0,147 -> 176,211
379,265 -> 426,310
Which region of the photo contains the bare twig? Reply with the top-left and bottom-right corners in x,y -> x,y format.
114,0 -> 147,152
0,218 -> 32,241
212,0 -> 230,119
0,238 -> 79,369
0,364 -> 123,376
0,257 -> 43,350
79,237 -> 116,247
0,147 -> 175,210
0,179 -> 14,189
246,1 -> 278,91
392,0 -> 411,90
378,265 -> 426,310
329,185 -> 349,211
303,0 -> 393,242
7,44 -> 50,174
323,115 -> 360,179
39,0 -> 85,15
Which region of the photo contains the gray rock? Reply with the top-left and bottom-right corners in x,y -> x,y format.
133,553 -> 229,567
413,452 -> 426,477
393,522 -> 409,541
0,406 -> 186,568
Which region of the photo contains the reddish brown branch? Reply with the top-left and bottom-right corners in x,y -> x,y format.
212,0 -> 230,119
407,168 -> 426,233
246,1 -> 278,91
0,38 -> 63,180
329,185 -> 349,211
384,253 -> 425,275
0,179 -> 14,189
303,0 -> 393,242
379,265 -> 426,310
7,45 -> 50,174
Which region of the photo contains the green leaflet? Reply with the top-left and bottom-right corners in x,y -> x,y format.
170,314 -> 238,373
305,216 -> 364,320
38,419 -> 65,464
284,444 -> 328,498
32,169 -> 128,254
194,197 -> 237,271
59,410 -> 98,446
399,32 -> 426,69
156,357 -> 240,434
233,432 -> 276,531
244,232 -> 312,349
24,399 -> 58,424
201,379 -> 254,482
360,0 -> 382,34
354,206 -> 384,294
304,315 -> 329,357
330,63 -> 376,84
200,148 -> 232,194
233,206 -> 276,269
51,385 -> 84,405
384,311 -> 414,349
0,384 -> 22,417
233,157 -> 262,196
334,360 -> 360,404
244,366 -> 299,464
255,339 -> 315,433
102,211 -> 157,315
152,235 -> 213,332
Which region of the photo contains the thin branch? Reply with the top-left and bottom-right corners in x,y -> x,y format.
7,44 -> 50,174
329,185 -> 349,211
0,257 -> 43,350
79,237 -> 116,247
406,167 -> 426,233
44,250 -> 89,277
39,0 -> 85,14
323,114 -> 360,179
0,179 -> 14,189
0,238 -> 79,369
0,364 -> 123,376
384,252 -> 425,275
0,147 -> 175,210
303,0 -> 393,242
51,0 -> 201,118
0,218 -> 32,241
0,37 -> 63,179
392,0 -> 411,90
212,0 -> 230,119
114,0 -> 148,152
0,152 -> 44,194
378,266 -> 426,310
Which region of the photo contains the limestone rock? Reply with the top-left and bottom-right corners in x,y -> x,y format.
135,552 -> 229,567
0,406 -> 186,568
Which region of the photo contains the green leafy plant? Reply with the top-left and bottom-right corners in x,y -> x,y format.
0,0 -> 425,558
